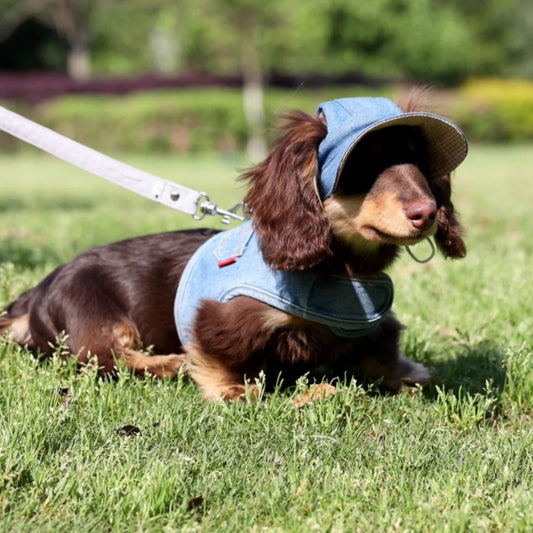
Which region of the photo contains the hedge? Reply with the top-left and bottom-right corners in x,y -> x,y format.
452,79 -> 533,142
1,80 -> 532,154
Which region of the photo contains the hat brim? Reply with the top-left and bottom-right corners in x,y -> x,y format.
336,112 -> 468,189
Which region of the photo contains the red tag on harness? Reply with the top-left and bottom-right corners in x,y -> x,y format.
217,257 -> 238,268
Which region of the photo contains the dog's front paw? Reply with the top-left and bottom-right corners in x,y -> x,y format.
400,360 -> 431,387
383,353 -> 431,391
220,384 -> 260,402
162,354 -> 187,377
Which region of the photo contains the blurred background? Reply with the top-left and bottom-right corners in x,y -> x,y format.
0,0 -> 532,159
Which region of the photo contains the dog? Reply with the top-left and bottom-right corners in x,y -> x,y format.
0,94 -> 468,400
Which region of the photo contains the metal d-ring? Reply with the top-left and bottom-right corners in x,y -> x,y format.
405,238 -> 436,264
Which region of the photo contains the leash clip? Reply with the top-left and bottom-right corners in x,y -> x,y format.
406,238 -> 436,264
193,193 -> 247,225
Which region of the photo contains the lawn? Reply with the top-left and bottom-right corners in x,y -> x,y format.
0,145 -> 532,532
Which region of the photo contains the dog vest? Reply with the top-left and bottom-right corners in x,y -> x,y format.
174,221 -> 394,347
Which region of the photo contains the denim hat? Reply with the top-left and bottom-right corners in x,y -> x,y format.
317,97 -> 468,198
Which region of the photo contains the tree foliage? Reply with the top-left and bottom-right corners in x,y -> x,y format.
1,0 -> 533,84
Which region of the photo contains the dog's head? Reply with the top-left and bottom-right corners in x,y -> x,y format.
241,95 -> 468,274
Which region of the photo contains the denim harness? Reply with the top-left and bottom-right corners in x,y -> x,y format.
174,97 -> 468,347
174,221 -> 393,346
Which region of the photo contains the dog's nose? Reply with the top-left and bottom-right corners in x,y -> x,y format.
404,202 -> 437,231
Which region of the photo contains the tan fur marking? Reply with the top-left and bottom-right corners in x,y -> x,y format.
325,191 -> 437,247
324,195 -> 381,252
3,314 -> 33,345
357,190 -> 418,238
112,322 -> 140,350
262,308 -> 310,331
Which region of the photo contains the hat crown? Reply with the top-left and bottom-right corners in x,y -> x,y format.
317,97 -> 404,198
319,98 -> 403,137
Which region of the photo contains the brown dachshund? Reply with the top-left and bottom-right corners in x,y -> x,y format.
0,94 -> 467,399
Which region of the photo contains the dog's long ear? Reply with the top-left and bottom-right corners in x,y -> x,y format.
240,111 -> 331,271
431,174 -> 466,258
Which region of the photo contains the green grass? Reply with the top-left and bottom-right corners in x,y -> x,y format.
0,146 -> 532,532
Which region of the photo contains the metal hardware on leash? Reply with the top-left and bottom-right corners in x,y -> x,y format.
405,238 -> 436,264
193,193 -> 247,225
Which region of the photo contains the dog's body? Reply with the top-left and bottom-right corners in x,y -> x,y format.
0,95 -> 467,399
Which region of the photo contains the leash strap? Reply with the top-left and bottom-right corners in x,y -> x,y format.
0,105 -> 245,222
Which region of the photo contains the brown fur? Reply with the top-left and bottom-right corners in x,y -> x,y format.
0,95 -> 466,399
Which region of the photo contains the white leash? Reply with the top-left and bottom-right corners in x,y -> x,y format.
0,105 -> 245,224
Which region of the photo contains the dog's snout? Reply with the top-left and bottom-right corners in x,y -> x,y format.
404,202 -> 437,231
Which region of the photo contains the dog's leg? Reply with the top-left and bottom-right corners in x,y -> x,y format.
122,348 -> 185,378
184,345 -> 259,400
348,350 -> 430,391
344,314 -> 430,391
386,352 -> 430,389
3,296 -> 184,378
184,297 -> 278,400
68,320 -> 184,378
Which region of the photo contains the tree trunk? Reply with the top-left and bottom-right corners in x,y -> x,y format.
241,30 -> 267,161
67,32 -> 91,80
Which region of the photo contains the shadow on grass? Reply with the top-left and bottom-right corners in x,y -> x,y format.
425,339 -> 506,399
